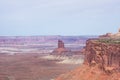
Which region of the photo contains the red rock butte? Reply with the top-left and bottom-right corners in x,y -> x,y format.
52,40 -> 71,54
58,40 -> 65,48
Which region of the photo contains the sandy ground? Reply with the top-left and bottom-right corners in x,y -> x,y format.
0,53 -> 82,80
41,55 -> 84,64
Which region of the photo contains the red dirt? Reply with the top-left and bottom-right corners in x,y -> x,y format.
0,54 -> 78,80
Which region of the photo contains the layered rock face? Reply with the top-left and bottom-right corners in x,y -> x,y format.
85,39 -> 120,72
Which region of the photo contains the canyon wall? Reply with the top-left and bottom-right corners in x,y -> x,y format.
84,39 -> 120,72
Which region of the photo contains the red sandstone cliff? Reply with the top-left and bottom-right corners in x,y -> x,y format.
84,39 -> 120,71
55,38 -> 120,80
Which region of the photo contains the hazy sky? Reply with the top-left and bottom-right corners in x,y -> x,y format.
0,0 -> 120,36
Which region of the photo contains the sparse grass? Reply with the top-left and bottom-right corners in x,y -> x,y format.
97,38 -> 120,44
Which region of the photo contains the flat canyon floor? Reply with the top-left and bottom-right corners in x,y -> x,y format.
0,54 -> 80,80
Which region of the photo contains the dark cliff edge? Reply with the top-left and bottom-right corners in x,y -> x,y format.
55,38 -> 120,80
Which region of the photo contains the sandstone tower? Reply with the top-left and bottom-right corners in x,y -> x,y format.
58,40 -> 64,48
52,40 -> 71,54
118,28 -> 120,33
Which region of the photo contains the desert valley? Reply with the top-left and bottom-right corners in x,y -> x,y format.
0,36 -> 91,80
0,29 -> 120,80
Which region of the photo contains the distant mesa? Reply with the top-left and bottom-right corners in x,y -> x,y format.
100,28 -> 120,38
52,40 -> 71,55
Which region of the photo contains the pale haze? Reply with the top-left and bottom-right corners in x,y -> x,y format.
0,0 -> 120,36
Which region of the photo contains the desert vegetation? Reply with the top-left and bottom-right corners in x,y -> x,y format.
97,38 -> 120,44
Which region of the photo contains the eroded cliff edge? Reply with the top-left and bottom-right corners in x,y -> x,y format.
55,38 -> 120,80
85,38 -> 120,72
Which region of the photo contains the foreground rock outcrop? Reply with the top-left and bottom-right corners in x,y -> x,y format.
85,39 -> 120,72
56,37 -> 120,80
56,64 -> 120,80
